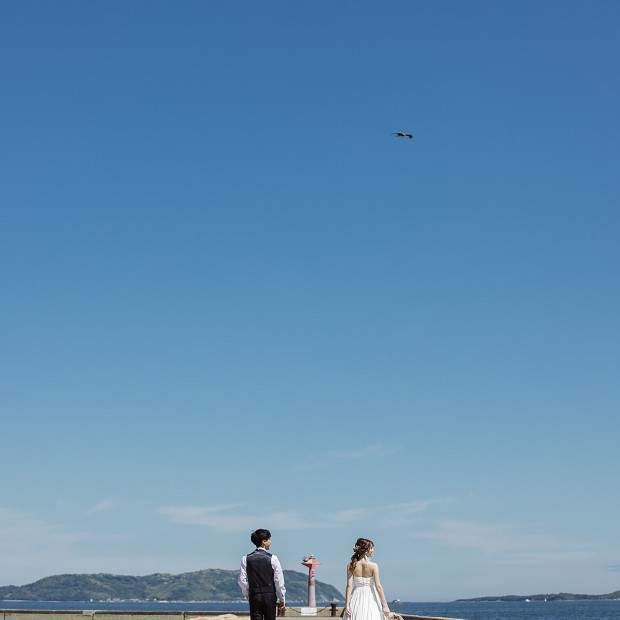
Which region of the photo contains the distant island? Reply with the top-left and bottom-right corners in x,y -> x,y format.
0,569 -> 343,602
458,590 -> 620,602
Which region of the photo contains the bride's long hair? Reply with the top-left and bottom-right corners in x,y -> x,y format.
349,537 -> 374,572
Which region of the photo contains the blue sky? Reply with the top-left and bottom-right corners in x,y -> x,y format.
1,0 -> 619,603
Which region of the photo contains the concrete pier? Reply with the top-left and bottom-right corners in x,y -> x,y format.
0,609 -> 466,620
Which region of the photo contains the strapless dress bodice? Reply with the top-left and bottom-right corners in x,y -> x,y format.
352,576 -> 375,588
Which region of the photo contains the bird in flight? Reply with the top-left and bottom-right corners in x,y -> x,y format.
393,132 -> 413,139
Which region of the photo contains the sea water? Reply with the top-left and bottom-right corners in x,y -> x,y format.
1,600 -> 620,620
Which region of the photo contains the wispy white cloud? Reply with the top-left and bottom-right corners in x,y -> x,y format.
158,504 -> 257,531
87,499 -> 120,514
0,507 -> 206,585
0,508 -> 87,555
157,504 -> 368,531
327,509 -> 368,524
0,508 -> 91,584
414,519 -> 571,554
381,499 -> 448,527
157,499 -> 447,533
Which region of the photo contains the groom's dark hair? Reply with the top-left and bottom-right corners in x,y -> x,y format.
251,528 -> 271,546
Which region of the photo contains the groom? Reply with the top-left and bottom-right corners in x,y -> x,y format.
238,528 -> 286,620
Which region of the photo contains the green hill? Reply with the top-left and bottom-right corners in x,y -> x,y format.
0,569 -> 342,603
458,590 -> 620,602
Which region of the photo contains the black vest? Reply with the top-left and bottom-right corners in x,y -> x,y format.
246,549 -> 276,594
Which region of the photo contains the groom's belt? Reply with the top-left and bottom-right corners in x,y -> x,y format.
250,585 -> 276,594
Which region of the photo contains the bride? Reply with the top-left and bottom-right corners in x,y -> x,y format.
344,538 -> 391,620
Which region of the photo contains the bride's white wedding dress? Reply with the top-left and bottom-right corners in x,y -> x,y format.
349,576 -> 384,620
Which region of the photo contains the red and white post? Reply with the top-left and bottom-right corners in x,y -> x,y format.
301,555 -> 320,608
